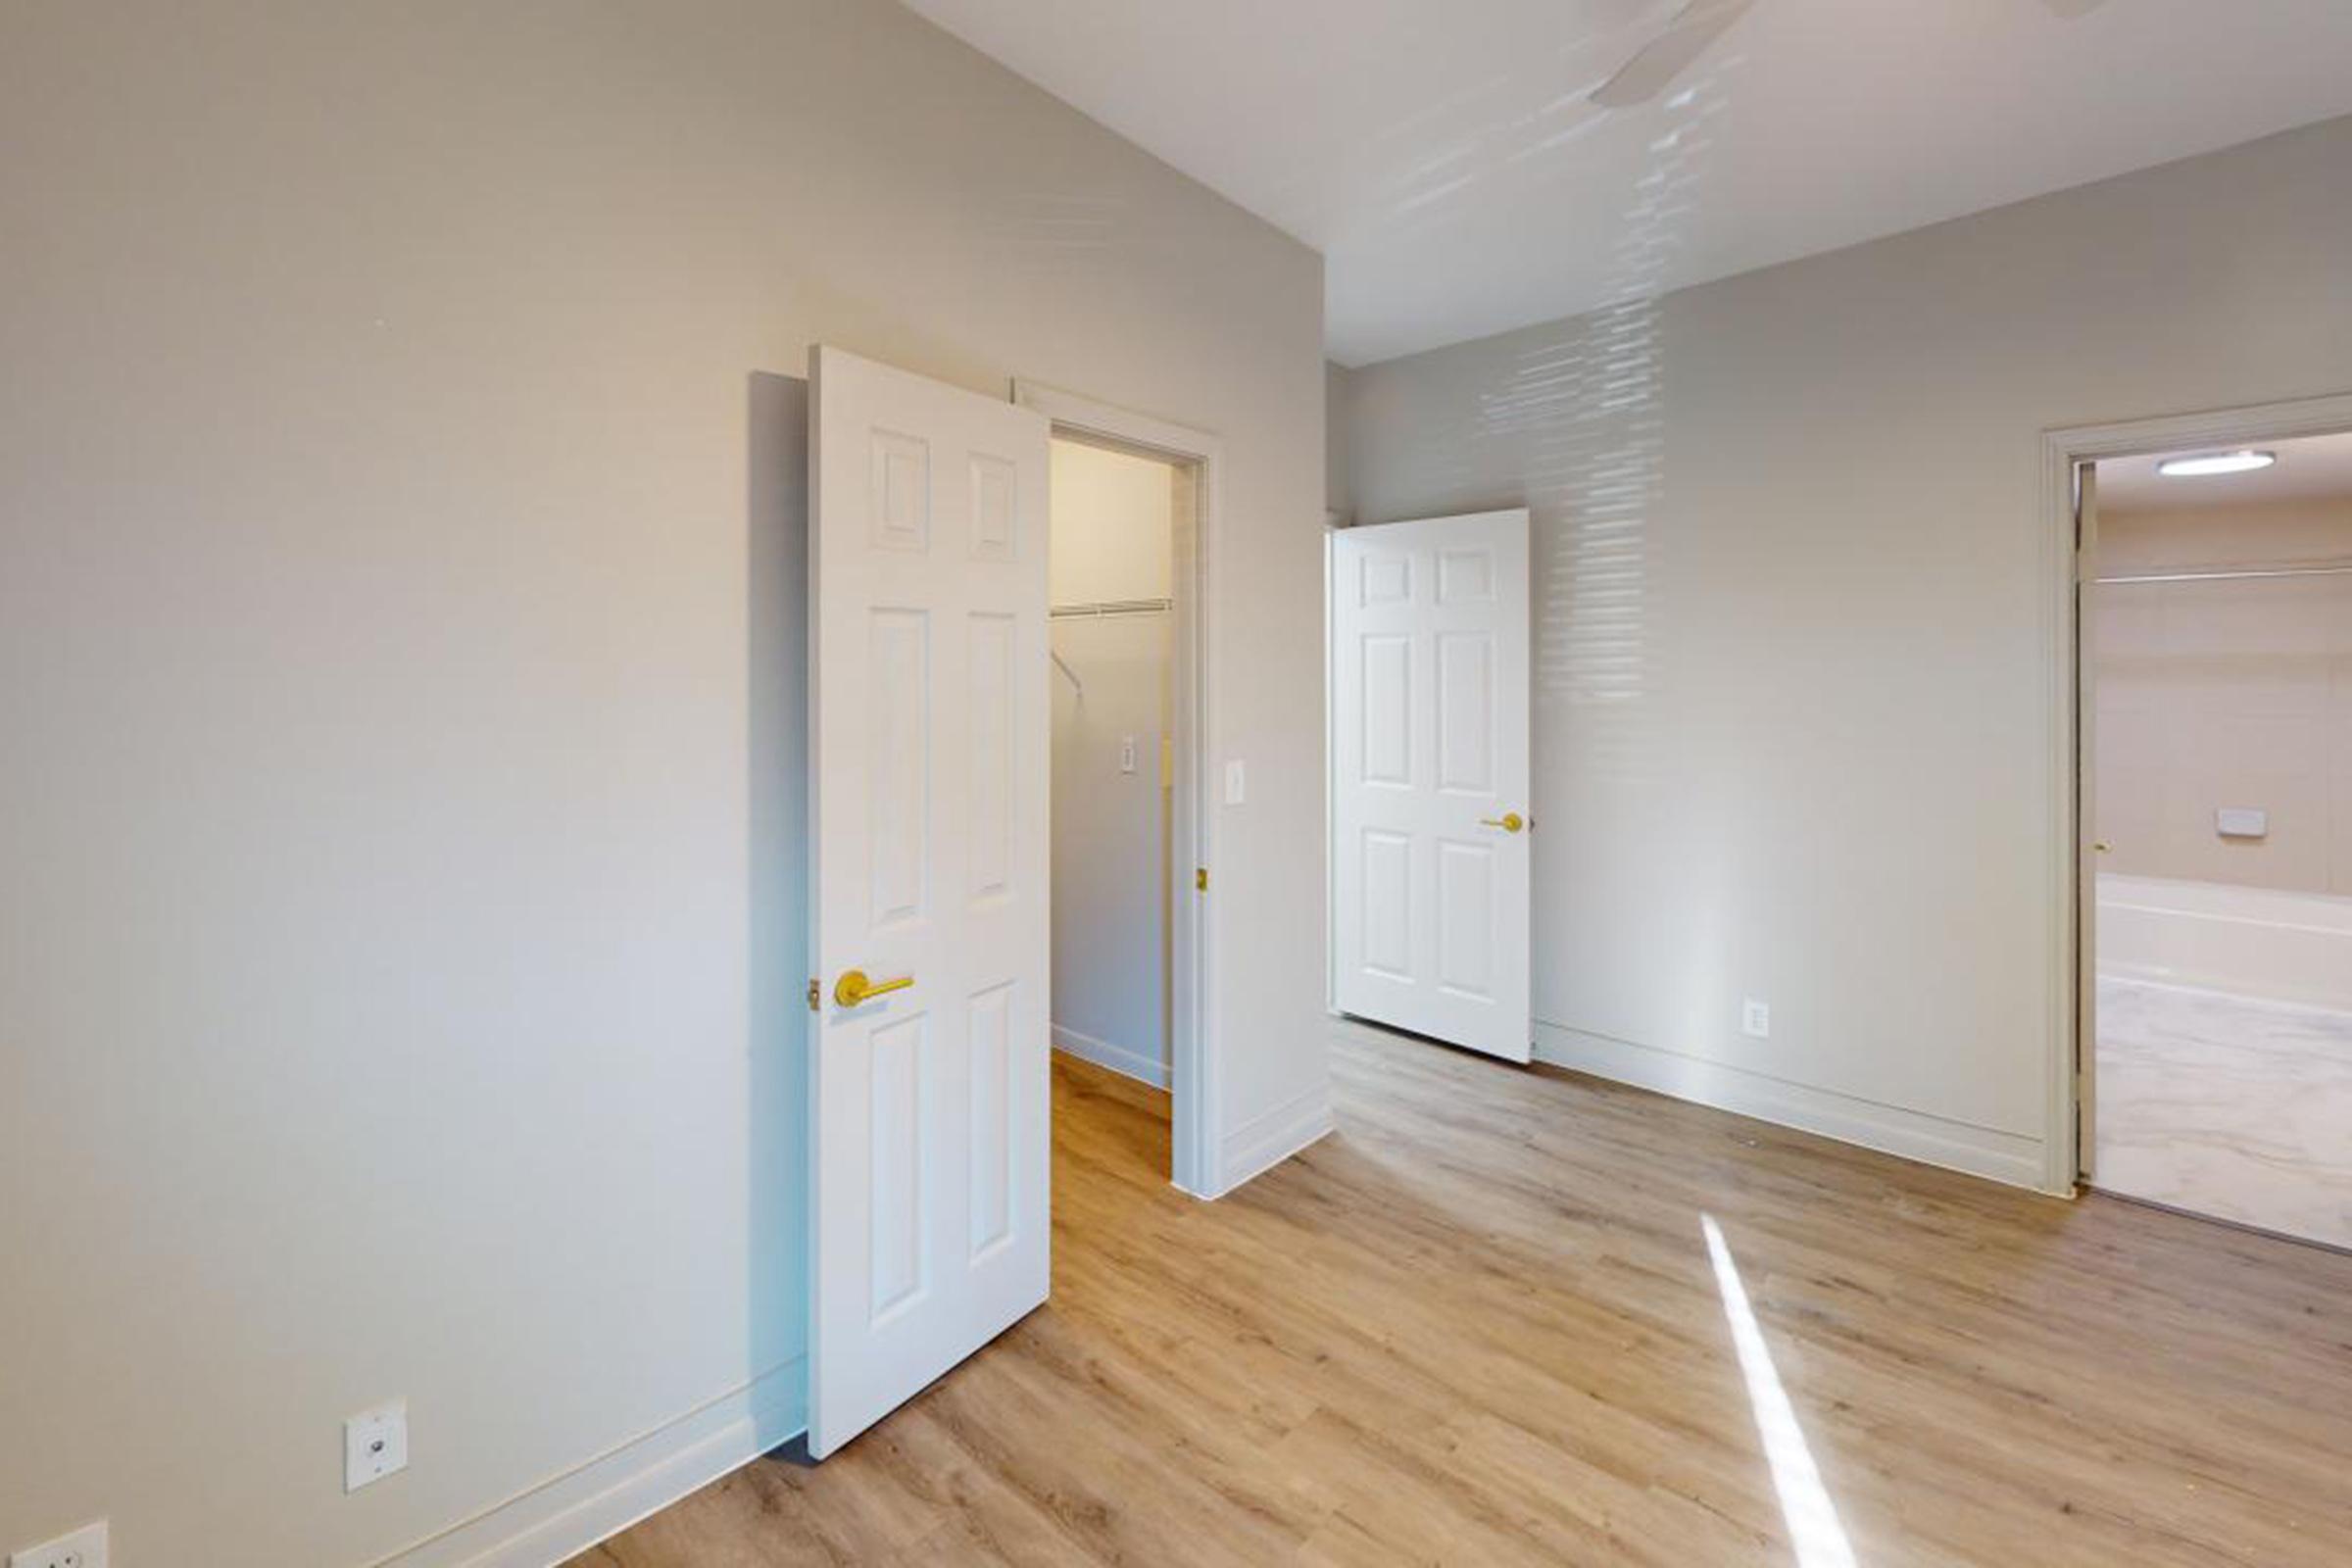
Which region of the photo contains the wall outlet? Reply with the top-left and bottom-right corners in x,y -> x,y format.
345,1399 -> 410,1493
1741,999 -> 1771,1040
10,1520 -> 107,1568
1119,734 -> 1138,774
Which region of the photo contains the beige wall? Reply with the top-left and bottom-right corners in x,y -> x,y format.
1338,115 -> 2352,1190
1050,439 -> 1175,606
2096,496 -> 2352,895
0,3 -> 1324,1563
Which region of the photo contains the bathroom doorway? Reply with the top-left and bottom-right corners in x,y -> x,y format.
2075,418 -> 2352,1249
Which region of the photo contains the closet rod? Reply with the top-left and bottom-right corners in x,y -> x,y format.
1051,597 -> 1173,618
2095,559 -> 2352,586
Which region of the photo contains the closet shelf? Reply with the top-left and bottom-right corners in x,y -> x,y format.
1051,597 -> 1174,618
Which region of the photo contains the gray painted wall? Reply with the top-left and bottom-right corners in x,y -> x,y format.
0,2 -> 1325,1560
1337,116 -> 2352,1187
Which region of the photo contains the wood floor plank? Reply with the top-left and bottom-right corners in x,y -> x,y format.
573,1030 -> 2352,1566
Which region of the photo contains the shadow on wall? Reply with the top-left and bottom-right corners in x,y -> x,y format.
1345,58 -> 1744,1048
1364,57 -> 1744,780
1517,70 -> 1736,765
746,371 -> 809,1406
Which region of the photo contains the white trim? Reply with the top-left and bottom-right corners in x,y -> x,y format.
1014,379 -> 1225,1200
1534,1024 -> 2045,1191
1214,1083 -> 1335,1197
371,1357 -> 804,1568
1053,1024 -> 1169,1090
1323,527 -> 1339,1019
2039,390 -> 2352,1197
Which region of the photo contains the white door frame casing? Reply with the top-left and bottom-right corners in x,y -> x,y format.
1013,380 -> 1223,1199
2039,389 -> 2352,1197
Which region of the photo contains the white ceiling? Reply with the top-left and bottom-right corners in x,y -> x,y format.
902,0 -> 2352,366
2100,430 -> 2352,512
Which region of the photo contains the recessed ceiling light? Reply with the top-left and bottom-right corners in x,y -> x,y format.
2157,450 -> 2276,478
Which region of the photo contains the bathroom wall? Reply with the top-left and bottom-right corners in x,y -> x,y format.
1050,440 -> 1175,1085
2095,495 -> 2352,895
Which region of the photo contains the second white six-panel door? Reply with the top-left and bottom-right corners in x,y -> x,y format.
1331,510 -> 1533,1062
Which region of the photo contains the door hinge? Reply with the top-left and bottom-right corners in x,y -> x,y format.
1196,866 -> 1208,893
807,978 -> 820,1012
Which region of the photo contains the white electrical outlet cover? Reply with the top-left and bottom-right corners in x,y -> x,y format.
10,1519 -> 108,1568
1741,1000 -> 1771,1039
346,1399 -> 411,1493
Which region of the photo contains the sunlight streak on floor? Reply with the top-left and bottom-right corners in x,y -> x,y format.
1700,1214 -> 1859,1568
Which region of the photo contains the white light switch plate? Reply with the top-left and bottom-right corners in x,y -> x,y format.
1119,735 -> 1137,774
1224,760 -> 1246,805
346,1399 -> 410,1493
10,1520 -> 107,1568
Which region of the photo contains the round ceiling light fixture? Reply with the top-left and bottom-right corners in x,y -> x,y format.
2157,450 -> 2277,478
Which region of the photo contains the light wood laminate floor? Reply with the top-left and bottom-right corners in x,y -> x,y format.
574,1026 -> 2352,1566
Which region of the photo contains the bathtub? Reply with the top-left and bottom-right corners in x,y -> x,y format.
2097,873 -> 2352,1011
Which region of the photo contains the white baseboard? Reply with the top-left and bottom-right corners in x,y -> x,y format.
1215,1082 -> 1334,1196
1533,1023 -> 2049,1192
1052,1023 -> 1169,1090
376,1356 -> 805,1568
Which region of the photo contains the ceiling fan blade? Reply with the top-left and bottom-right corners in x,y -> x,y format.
2044,0 -> 2111,16
1591,0 -> 1758,109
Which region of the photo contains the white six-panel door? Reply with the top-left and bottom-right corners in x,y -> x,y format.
808,346 -> 1051,1457
1331,510 -> 1532,1062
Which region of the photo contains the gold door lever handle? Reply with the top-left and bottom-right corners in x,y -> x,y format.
835,968 -> 914,1008
1480,812 -> 1527,834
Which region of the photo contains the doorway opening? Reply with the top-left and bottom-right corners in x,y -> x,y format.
2067,411 -> 2352,1250
1047,435 -> 1178,1145
1021,382 -> 1219,1197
